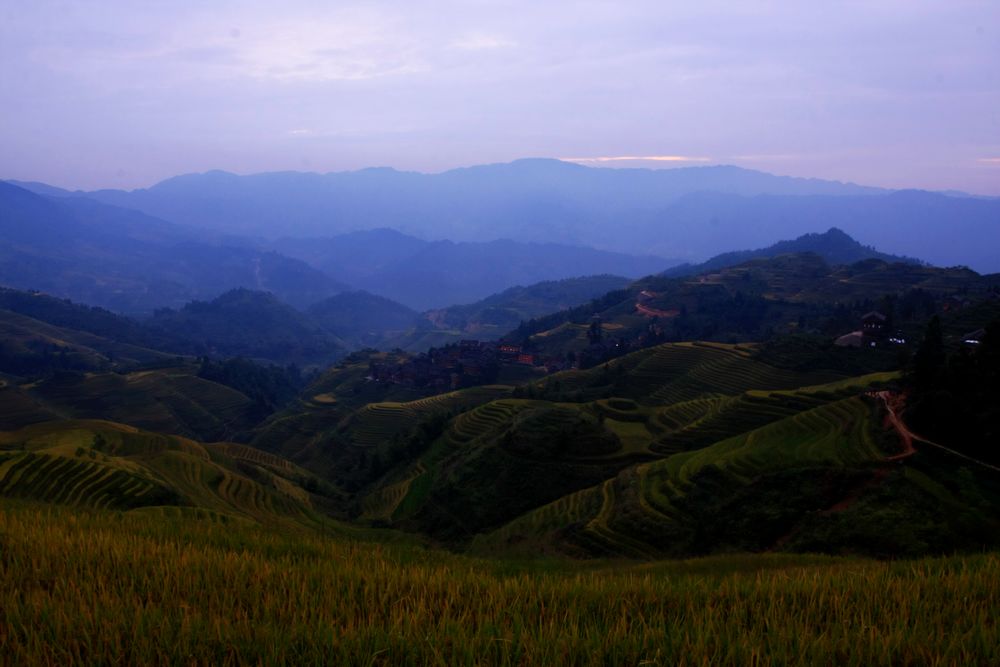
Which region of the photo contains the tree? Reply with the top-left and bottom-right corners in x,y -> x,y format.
911,315 -> 945,389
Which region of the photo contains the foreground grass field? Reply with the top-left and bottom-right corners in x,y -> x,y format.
1,504 -> 997,665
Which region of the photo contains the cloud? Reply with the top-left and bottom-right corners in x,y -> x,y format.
731,154 -> 801,162
559,155 -> 712,164
978,158 -> 1000,164
451,34 -> 516,51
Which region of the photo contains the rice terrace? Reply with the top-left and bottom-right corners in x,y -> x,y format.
3,1 -> 1000,663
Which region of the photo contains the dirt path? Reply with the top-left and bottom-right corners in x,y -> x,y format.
769,390 -> 999,552
635,303 -> 679,318
876,391 -> 916,461
876,391 -> 1000,473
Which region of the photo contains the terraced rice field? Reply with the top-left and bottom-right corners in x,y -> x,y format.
360,462 -> 427,521
543,342 -> 846,404
205,442 -> 299,475
650,372 -> 896,455
651,392 -> 824,454
601,419 -> 654,456
445,399 -> 539,445
479,397 -> 886,557
639,343 -> 844,406
0,420 -> 318,527
0,451 -> 171,510
345,385 -> 512,447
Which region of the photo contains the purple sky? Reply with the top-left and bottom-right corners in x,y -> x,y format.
2,1 -> 999,193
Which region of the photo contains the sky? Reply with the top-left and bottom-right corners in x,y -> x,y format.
2,1 -> 999,193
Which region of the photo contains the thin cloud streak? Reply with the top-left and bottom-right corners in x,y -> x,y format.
560,156 -> 713,164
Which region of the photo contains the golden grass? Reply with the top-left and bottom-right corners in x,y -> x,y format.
1,504 -> 997,665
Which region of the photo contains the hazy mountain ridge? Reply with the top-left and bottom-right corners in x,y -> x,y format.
643,190 -> 1000,271
0,182 -> 348,313
274,229 -> 672,310
13,159 -> 885,241
388,275 -> 634,351
663,227 -> 923,278
1,182 -> 680,313
307,291 -> 420,349
16,159 -> 999,272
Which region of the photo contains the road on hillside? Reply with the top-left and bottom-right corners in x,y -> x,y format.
876,391 -> 1000,472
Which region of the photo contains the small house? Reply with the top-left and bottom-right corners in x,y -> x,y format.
861,311 -> 887,339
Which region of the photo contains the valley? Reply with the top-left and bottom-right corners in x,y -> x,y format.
2,162 -> 999,665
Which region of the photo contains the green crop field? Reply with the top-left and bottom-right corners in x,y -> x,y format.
477,397 -> 894,557
0,420 -> 325,528
538,342 -> 848,404
1,503 -> 997,665
353,364 -> 899,541
344,385 -> 513,447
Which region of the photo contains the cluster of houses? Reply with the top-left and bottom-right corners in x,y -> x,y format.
366,339 -> 573,391
835,310 -> 988,349
834,311 -> 905,348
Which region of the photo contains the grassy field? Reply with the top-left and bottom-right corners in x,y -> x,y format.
0,503 -> 997,665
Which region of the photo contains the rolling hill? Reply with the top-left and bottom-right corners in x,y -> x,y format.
306,291 -> 419,349
277,229 -> 670,310
514,252 -> 996,362
0,363 -> 267,442
147,288 -> 346,367
0,419 -> 336,527
388,274 -> 633,351
663,227 -> 923,278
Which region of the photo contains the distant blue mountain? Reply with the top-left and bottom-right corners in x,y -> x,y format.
662,228 -> 923,278
0,182 -> 347,313
275,229 -> 673,310
14,159 -> 996,272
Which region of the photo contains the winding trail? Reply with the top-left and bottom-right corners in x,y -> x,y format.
876,391 -> 1000,473
876,391 -> 916,461
635,303 -> 680,318
769,389 -> 998,552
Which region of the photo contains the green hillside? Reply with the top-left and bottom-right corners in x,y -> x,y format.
307,290 -> 418,349
0,308 -> 175,378
148,288 -> 346,367
532,342 -> 848,404
0,366 -> 261,441
388,274 -> 632,351
0,419 -> 333,527
345,342 -> 903,546
476,396 -> 1000,558
516,254 -> 997,360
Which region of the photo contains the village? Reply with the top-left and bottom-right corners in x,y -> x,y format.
366,339 -> 563,392
366,311 -> 670,393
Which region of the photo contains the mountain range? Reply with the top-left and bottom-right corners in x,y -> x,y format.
0,181 -> 675,312
273,229 -> 670,310
13,159 -> 1000,272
